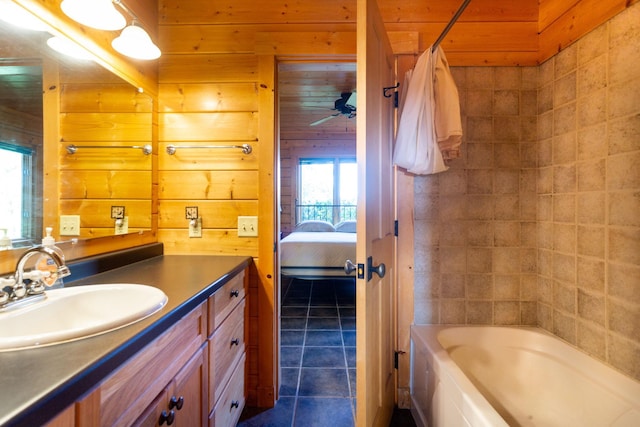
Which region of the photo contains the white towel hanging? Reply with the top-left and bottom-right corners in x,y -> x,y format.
393,45 -> 462,175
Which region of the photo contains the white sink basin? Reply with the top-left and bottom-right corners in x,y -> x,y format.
0,284 -> 168,351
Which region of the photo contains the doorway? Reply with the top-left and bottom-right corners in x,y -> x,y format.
278,60 -> 358,424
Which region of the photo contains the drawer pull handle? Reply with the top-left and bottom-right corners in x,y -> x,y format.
230,289 -> 240,298
170,395 -> 184,410
231,338 -> 240,346
159,410 -> 175,425
231,400 -> 240,409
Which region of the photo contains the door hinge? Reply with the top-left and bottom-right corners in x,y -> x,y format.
394,220 -> 398,237
394,350 -> 406,369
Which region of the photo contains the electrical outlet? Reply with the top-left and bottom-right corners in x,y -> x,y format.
60,215 -> 80,236
237,216 -> 258,237
189,217 -> 202,238
115,217 -> 129,235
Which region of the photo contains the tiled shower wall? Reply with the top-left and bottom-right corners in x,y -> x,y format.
413,3 -> 639,381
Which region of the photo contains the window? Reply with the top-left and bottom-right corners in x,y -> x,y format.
0,142 -> 37,243
297,157 -> 357,224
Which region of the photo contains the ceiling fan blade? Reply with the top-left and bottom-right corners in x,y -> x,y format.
345,92 -> 356,109
310,113 -> 339,126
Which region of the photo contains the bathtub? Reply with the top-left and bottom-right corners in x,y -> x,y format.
410,325 -> 640,427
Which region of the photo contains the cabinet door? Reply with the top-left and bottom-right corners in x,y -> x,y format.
172,345 -> 208,427
132,390 -> 169,427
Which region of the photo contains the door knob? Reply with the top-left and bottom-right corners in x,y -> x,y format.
344,259 -> 356,275
367,256 -> 386,280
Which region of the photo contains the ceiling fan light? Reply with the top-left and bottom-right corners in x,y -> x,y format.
61,0 -> 126,31
112,23 -> 161,60
46,36 -> 94,60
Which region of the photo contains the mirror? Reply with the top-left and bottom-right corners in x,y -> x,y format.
0,14 -> 152,250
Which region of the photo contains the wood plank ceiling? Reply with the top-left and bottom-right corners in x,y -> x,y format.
278,61 -> 357,139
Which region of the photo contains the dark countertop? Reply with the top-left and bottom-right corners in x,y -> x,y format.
0,253 -> 251,427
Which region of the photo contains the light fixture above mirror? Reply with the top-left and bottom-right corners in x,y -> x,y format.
112,21 -> 161,60
60,0 -> 161,60
60,0 -> 125,31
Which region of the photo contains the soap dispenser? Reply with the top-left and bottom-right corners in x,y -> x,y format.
37,227 -> 65,289
0,229 -> 11,250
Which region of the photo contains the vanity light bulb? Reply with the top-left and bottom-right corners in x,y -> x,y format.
60,0 -> 126,31
46,36 -> 94,61
112,23 -> 161,60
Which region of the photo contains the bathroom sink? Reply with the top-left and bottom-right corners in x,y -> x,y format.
0,284 -> 168,351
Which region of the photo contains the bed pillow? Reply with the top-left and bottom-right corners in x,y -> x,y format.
335,220 -> 356,233
294,220 -> 336,232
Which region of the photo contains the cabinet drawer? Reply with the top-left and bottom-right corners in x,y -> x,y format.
209,299 -> 245,408
208,270 -> 245,335
209,353 -> 245,427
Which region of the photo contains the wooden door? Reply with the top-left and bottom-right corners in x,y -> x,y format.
355,0 -> 396,425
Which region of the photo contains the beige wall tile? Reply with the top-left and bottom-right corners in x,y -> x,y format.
608,77 -> 640,119
467,169 -> 493,194
554,103 -> 577,135
608,333 -> 640,380
577,54 -> 607,95
609,191 -> 640,227
578,289 -> 605,326
553,131 -> 577,164
440,300 -> 464,324
466,301 -> 493,324
608,115 -> 640,154
608,263 -> 640,301
553,164 -> 576,193
495,301 -> 520,325
609,227 -> 640,265
577,87 -> 607,127
494,90 -> 520,115
577,225 -> 605,258
577,192 -> 606,224
577,256 -> 605,293
555,43 -> 578,76
608,299 -> 640,342
553,194 -> 576,223
578,123 -> 608,159
577,159 -> 606,191
607,152 -> 640,190
553,309 -> 577,344
441,274 -> 466,298
577,320 -> 606,359
554,72 -> 577,107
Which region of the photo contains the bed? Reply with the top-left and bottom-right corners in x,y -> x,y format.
280,220 -> 356,278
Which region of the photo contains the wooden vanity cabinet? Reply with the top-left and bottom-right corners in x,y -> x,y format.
45,267 -> 248,427
207,270 -> 247,426
132,346 -> 208,427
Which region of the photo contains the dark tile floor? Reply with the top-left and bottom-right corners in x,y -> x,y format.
238,277 -> 416,427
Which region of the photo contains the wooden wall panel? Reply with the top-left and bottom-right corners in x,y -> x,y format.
159,112 -> 258,141
159,170 -> 259,200
159,54 -> 259,83
379,0 -> 538,23
59,200 -> 152,227
59,171 -> 151,199
158,83 -> 259,113
158,200 -> 258,228
159,0 -> 356,24
157,229 -> 258,256
158,144 -> 258,170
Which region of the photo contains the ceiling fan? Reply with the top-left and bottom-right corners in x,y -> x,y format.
310,92 -> 356,126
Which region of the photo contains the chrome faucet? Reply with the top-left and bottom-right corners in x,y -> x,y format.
0,246 -> 71,309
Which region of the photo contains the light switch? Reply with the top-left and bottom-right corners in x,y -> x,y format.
237,216 -> 258,237
60,215 -> 80,236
